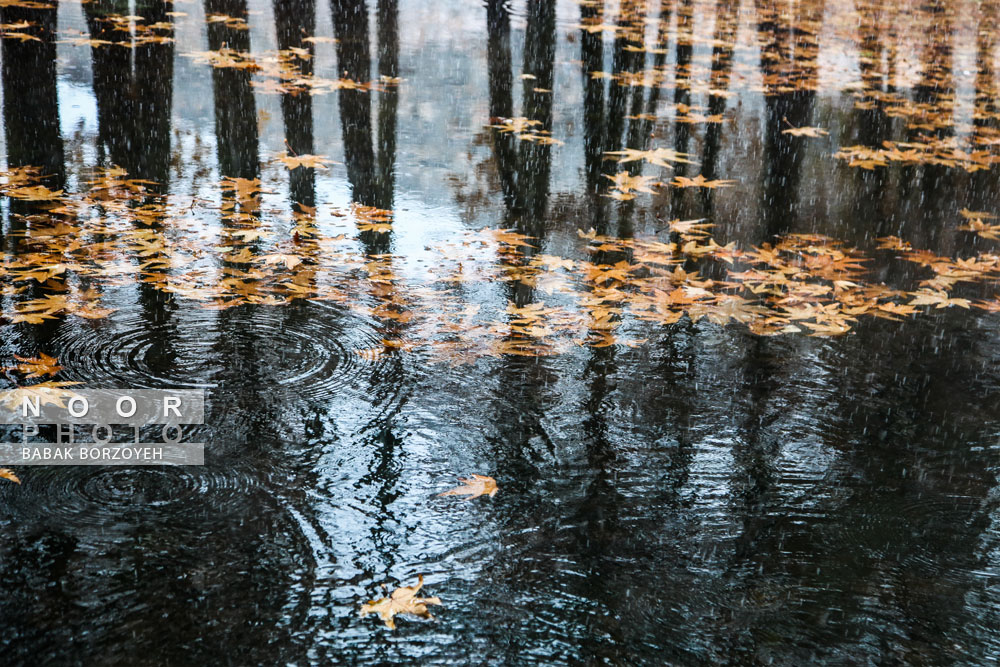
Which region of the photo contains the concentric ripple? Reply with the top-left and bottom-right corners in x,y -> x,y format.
50,300 -> 393,401
8,465 -> 260,529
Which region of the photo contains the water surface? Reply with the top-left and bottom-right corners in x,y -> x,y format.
2,0 -> 1000,663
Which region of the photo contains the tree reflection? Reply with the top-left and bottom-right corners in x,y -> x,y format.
486,0 -> 555,234
84,0 -> 174,184
331,0 -> 398,254
755,0 -> 824,237
701,0 -> 740,185
1,0 -> 64,188
0,0 -> 65,346
206,0 -> 259,179
274,0 -> 317,208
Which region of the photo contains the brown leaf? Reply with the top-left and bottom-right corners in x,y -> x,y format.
437,474 -> 498,500
5,352 -> 62,378
360,575 -> 442,630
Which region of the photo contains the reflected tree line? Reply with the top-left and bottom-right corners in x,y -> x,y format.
2,1 -> 1000,657
0,0 -> 399,239
2,0 -> 997,242
0,0 -> 405,472
472,7 -> 1000,661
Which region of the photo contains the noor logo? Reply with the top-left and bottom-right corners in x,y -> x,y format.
0,388 -> 206,466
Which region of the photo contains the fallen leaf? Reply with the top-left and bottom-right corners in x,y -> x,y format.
5,353 -> 62,378
671,174 -> 735,189
360,575 -> 441,630
437,474 -> 498,500
781,125 -> 829,137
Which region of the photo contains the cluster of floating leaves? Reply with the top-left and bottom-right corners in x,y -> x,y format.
181,44 -> 386,98
4,0 -> 996,171
564,0 -> 1000,173
834,138 -> 999,172
5,165 -> 1000,366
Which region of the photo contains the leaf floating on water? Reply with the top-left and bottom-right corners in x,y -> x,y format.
670,174 -> 735,189
6,185 -> 64,201
605,147 -> 697,169
0,468 -> 20,484
781,125 -> 829,138
0,381 -> 83,411
908,289 -> 972,309
489,116 -> 541,134
360,575 -> 442,630
668,218 -> 714,236
4,353 -> 62,378
275,152 -> 333,170
604,171 -> 659,199
438,474 -> 498,500
260,253 -> 304,270
183,47 -> 259,70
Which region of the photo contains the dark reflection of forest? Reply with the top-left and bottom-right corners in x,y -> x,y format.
1,0 -> 1000,663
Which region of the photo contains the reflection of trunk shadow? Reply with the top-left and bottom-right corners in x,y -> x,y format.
481,0 -> 560,486
1,0 -> 65,345
1,1 -> 64,190
700,0 -> 740,199
85,0 -> 174,184
331,0 -> 398,255
275,0 -> 316,208
583,1 -> 662,234
206,0 -> 259,180
86,0 -> 179,377
754,0 -> 823,239
968,0 -> 1000,216
486,0 -> 555,238
327,2 -> 409,576
579,0 -> 648,234
205,0 -> 267,453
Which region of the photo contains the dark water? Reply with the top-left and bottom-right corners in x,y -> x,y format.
2,0 -> 1000,663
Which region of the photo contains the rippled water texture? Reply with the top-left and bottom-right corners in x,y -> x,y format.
2,0 -> 1000,663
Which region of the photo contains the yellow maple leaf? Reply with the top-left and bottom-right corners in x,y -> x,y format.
0,381 -> 83,411
5,353 -> 62,378
605,147 -> 697,169
908,289 -> 971,309
6,185 -> 64,201
490,117 -> 541,134
360,575 -> 442,630
275,152 -> 333,170
260,253 -> 303,270
437,474 -> 498,500
604,171 -> 659,195
670,174 -> 735,189
668,218 -> 713,235
781,125 -> 829,138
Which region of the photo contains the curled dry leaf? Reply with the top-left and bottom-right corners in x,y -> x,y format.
0,468 -> 20,484
360,575 -> 441,630
437,474 -> 498,500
